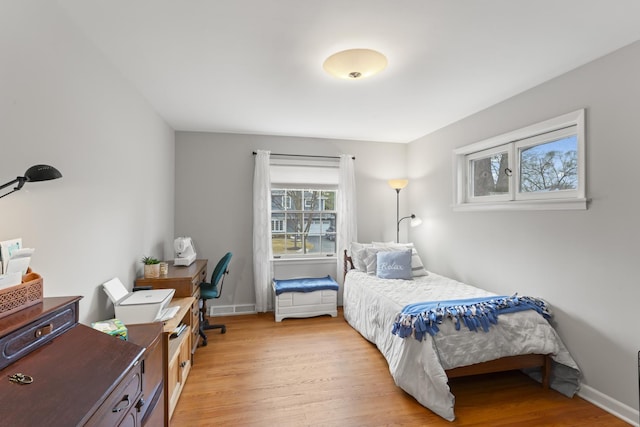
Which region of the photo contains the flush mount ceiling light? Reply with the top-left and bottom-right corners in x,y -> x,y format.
323,48 -> 388,80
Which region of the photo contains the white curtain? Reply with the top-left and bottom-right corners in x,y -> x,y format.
253,150 -> 272,312
336,154 -> 357,285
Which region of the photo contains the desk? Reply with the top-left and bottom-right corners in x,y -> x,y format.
163,297 -> 196,422
135,259 -> 207,354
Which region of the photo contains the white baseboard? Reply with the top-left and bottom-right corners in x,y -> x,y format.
209,304 -> 256,316
578,385 -> 638,426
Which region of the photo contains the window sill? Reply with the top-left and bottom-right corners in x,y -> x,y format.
452,198 -> 588,212
272,256 -> 337,263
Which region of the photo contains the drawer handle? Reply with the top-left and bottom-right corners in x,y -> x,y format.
180,361 -> 187,368
35,324 -> 53,338
112,395 -> 131,413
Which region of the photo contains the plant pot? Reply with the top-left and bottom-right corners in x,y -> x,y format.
144,264 -> 160,279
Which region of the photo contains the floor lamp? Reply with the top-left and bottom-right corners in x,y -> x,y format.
388,179 -> 422,243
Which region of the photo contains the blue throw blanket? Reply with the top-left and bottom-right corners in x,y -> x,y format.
392,295 -> 550,342
273,275 -> 339,296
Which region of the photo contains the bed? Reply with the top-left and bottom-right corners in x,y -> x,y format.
342,246 -> 580,421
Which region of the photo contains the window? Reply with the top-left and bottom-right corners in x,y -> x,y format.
269,158 -> 339,258
454,109 -> 586,211
271,189 -> 337,257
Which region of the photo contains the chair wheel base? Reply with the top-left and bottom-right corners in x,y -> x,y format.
203,323 -> 226,334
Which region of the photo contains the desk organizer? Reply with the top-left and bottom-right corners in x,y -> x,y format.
0,269 -> 43,319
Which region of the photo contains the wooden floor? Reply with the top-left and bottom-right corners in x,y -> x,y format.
171,310 -> 627,427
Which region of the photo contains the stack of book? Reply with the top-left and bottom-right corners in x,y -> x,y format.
91,318 -> 128,341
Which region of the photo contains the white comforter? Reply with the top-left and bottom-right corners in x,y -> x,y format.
343,270 -> 580,421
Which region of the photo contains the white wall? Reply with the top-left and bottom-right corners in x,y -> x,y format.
0,1 -> 175,324
407,41 -> 640,421
175,132 -> 406,308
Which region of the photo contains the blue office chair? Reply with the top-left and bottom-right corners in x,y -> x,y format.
199,252 -> 232,346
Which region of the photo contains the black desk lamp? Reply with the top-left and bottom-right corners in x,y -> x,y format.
0,165 -> 62,199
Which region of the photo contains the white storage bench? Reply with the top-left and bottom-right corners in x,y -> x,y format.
273,275 -> 339,322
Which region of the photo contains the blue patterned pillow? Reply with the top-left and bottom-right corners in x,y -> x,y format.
376,249 -> 412,280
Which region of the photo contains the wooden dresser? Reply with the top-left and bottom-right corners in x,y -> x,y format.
0,296 -> 163,426
127,322 -> 165,426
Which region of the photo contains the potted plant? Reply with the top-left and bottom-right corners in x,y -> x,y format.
141,256 -> 161,278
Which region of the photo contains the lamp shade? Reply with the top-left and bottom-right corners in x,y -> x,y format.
323,49 -> 387,80
388,179 -> 408,190
24,165 -> 62,182
0,164 -> 63,200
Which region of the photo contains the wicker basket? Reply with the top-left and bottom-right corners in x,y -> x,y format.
0,269 -> 43,319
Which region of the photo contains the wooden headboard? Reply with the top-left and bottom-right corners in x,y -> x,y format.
343,249 -> 355,280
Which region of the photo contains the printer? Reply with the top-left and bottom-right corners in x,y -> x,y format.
103,278 -> 176,325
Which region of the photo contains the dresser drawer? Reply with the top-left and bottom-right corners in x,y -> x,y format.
86,361 -> 143,426
191,304 -> 200,351
192,267 -> 207,291
0,300 -> 78,369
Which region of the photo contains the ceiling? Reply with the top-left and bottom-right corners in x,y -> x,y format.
55,1 -> 640,143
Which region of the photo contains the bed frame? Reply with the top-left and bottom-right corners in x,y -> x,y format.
343,250 -> 551,388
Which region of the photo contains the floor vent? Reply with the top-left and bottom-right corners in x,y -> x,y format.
209,304 -> 256,316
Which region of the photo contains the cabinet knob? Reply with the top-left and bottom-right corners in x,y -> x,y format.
135,397 -> 145,412
180,361 -> 187,368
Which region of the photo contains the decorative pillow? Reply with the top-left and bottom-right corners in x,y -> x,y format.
372,242 -> 428,277
376,249 -> 412,280
409,248 -> 428,277
349,242 -> 372,271
362,247 -> 380,274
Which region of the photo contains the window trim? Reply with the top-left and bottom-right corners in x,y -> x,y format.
453,109 -> 587,211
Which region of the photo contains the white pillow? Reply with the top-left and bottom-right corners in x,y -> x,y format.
349,242 -> 372,271
362,247 -> 385,274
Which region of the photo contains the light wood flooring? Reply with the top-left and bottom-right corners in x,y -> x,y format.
171,310 -> 628,427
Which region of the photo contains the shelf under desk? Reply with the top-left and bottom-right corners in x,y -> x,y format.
162,296 -> 196,422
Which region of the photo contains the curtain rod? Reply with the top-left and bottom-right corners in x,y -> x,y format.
252,151 -> 355,160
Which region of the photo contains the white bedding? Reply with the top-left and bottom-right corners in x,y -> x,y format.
343,269 -> 580,421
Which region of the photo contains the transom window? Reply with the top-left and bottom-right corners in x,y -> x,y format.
454,109 -> 586,211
